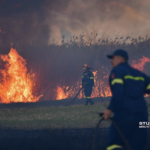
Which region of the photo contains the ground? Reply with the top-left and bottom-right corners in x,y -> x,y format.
0,98 -> 149,130
0,101 -> 110,129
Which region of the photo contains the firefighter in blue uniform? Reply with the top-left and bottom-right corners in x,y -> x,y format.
82,64 -> 94,105
102,49 -> 150,150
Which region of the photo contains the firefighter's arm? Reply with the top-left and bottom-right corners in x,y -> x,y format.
82,74 -> 87,87
86,72 -> 94,85
107,69 -> 124,112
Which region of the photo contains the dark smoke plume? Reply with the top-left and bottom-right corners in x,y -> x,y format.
0,0 -> 49,49
44,0 -> 150,44
0,0 -> 150,47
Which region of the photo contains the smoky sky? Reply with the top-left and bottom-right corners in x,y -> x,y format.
0,0 -> 150,46
45,0 -> 150,44
0,0 -> 49,47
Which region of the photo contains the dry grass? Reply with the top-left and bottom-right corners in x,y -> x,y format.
0,98 -> 149,130
0,101 -> 110,130
14,35 -> 150,100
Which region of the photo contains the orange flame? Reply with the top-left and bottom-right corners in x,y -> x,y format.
132,56 -> 150,97
91,71 -> 111,98
56,82 -> 83,100
56,87 -> 67,100
131,56 -> 150,71
0,48 -> 42,103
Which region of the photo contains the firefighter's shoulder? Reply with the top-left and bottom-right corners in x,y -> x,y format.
88,70 -> 94,76
110,64 -> 125,75
110,65 -> 125,81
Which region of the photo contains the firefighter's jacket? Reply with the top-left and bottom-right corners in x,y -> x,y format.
82,70 -> 94,87
108,62 -> 150,118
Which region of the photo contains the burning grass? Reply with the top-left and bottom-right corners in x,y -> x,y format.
13,35 -> 150,101
0,98 -> 149,130
1,35 -> 150,102
0,47 -> 42,103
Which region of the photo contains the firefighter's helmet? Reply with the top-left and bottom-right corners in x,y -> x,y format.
83,64 -> 88,69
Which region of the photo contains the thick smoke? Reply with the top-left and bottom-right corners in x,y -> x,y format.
44,0 -> 150,44
0,0 -> 49,48
0,0 -> 150,46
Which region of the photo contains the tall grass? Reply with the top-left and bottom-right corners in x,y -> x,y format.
2,35 -> 150,100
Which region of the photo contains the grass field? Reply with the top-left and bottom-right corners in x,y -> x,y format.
0,99 -> 149,130
0,101 -> 110,130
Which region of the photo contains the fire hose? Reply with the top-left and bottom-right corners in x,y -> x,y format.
65,87 -> 84,106
64,88 -> 150,149
92,113 -> 132,150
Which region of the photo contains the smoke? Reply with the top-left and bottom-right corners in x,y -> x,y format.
0,0 -> 49,48
0,0 -> 150,46
44,0 -> 150,44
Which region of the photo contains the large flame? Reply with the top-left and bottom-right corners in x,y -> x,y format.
56,56 -> 150,100
0,48 -> 42,103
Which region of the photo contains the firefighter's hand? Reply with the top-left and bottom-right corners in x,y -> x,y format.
102,109 -> 112,120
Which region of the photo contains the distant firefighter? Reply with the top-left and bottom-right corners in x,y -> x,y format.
82,64 -> 94,105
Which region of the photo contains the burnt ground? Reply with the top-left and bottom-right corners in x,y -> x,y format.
0,97 -> 149,150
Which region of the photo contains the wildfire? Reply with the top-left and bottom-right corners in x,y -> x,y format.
1,48 -> 148,102
56,56 -> 150,100
0,48 -> 42,103
1,49 -> 149,103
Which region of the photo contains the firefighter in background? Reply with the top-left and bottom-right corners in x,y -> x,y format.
102,49 -> 150,150
82,64 -> 94,105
